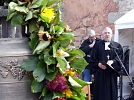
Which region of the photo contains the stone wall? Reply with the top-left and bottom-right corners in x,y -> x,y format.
63,0 -> 134,48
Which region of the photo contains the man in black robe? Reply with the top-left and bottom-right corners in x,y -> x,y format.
89,27 -> 123,100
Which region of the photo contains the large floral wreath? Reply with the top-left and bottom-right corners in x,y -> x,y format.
7,0 -> 88,100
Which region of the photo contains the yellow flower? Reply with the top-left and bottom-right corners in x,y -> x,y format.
57,49 -> 63,56
62,86 -> 73,98
56,49 -> 70,57
64,69 -> 75,77
40,8 -> 55,23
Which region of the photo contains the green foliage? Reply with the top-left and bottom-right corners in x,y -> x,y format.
70,58 -> 88,74
21,57 -> 38,71
33,68 -> 46,82
31,79 -> 44,93
33,41 -> 50,54
7,0 -> 88,100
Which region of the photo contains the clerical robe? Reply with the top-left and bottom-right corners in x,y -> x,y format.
89,40 -> 123,100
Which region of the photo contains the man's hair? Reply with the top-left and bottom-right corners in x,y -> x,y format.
102,27 -> 112,34
87,29 -> 96,36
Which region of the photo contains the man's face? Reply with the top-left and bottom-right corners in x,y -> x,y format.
89,36 -> 96,42
102,29 -> 113,41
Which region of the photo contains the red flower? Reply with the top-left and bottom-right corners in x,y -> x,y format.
46,73 -> 68,92
55,97 -> 66,100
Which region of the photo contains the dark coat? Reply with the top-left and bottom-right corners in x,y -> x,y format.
89,40 -> 123,100
79,38 -> 101,70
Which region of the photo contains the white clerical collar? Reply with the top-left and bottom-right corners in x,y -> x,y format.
105,42 -> 110,50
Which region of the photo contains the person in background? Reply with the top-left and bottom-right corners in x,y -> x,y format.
89,27 -> 123,100
79,29 -> 101,82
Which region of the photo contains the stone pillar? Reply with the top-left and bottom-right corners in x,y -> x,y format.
0,6 -> 23,38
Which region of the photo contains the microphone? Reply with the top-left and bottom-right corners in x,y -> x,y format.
108,44 -> 119,50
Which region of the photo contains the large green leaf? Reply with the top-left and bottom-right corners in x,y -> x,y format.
68,76 -> 82,88
54,25 -> 61,31
68,76 -> 88,96
8,2 -> 18,10
68,49 -> 86,56
37,58 -> 46,68
70,58 -> 88,74
28,20 -> 39,33
33,68 -> 46,82
44,51 -> 56,65
57,32 -> 74,41
40,86 -> 47,97
43,93 -> 53,100
71,76 -> 88,88
46,0 -> 56,7
31,0 -> 42,8
52,41 -> 60,57
11,13 -> 23,27
53,8 -> 61,25
55,27 -> 64,35
41,0 -> 48,7
60,39 -> 71,48
59,21 -> 67,27
33,41 -> 50,54
45,69 -> 58,81
69,77 -> 87,100
69,87 -> 86,100
20,57 -> 38,71
14,6 -> 28,13
25,11 -> 33,21
28,33 -> 39,49
31,79 -> 44,93
56,57 -> 67,71
6,11 -> 17,21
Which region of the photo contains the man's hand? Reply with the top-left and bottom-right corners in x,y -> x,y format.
107,60 -> 114,66
98,63 -> 107,70
89,43 -> 94,48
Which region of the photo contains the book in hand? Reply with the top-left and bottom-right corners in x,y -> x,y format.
99,61 -> 119,74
